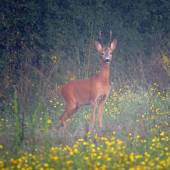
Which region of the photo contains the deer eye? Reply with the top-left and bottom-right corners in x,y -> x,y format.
102,53 -> 104,56
110,53 -> 112,55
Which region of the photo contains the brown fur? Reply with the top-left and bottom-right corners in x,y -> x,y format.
59,31 -> 117,128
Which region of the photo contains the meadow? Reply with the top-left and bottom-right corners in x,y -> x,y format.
1,0 -> 170,169
0,83 -> 170,170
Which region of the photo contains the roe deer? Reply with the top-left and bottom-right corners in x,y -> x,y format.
59,31 -> 117,129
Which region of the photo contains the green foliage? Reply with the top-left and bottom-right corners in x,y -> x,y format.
0,0 -> 170,96
0,1 -> 170,168
9,91 -> 42,158
0,85 -> 170,169
13,90 -> 20,155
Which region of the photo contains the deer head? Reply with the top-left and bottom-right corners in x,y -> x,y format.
94,31 -> 117,64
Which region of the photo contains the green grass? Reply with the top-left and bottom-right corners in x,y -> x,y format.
0,84 -> 170,169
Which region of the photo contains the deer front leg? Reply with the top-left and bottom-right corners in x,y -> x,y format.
98,96 -> 107,127
91,100 -> 98,128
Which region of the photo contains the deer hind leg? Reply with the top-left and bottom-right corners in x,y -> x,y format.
98,96 -> 107,127
59,102 -> 80,128
91,100 -> 98,128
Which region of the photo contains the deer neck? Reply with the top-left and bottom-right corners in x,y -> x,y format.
98,61 -> 110,83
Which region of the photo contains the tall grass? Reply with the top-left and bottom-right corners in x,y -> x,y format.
0,83 -> 169,169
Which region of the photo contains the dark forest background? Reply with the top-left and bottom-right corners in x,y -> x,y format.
0,0 -> 170,110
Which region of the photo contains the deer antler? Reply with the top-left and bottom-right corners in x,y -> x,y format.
99,31 -> 104,47
108,30 -> 112,47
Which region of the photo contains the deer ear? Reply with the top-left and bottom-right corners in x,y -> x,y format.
95,41 -> 102,52
110,39 -> 117,52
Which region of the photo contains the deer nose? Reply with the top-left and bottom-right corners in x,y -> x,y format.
105,57 -> 110,63
105,59 -> 110,63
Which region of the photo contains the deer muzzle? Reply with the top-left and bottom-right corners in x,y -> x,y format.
104,58 -> 111,63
